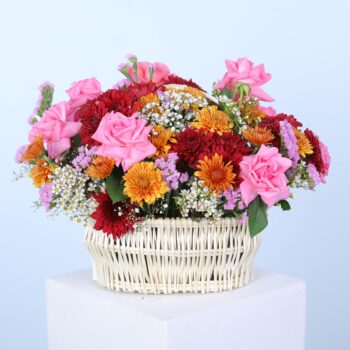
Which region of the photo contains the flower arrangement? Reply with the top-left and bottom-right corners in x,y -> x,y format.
15,55 -> 330,238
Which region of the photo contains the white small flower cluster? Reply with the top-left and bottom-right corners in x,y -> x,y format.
12,165 -> 32,182
176,179 -> 223,221
51,165 -> 103,224
287,161 -> 313,190
140,90 -> 208,133
217,94 -> 242,124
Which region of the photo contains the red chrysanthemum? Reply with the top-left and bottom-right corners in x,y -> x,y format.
206,132 -> 252,162
126,81 -> 160,100
304,128 -> 325,174
163,74 -> 205,91
77,82 -> 159,146
90,192 -> 143,239
201,132 -> 252,186
171,127 -> 212,168
259,113 -> 303,147
172,128 -> 252,179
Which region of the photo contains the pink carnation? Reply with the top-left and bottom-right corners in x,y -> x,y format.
29,101 -> 82,159
113,79 -> 132,90
92,112 -> 156,171
319,140 -> 330,182
66,78 -> 101,121
239,145 -> 292,207
127,61 -> 170,84
216,57 -> 273,102
259,106 -> 276,116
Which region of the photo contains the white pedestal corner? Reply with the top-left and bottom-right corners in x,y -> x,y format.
46,269 -> 306,350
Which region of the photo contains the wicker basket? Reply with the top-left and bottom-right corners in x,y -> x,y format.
84,218 -> 261,294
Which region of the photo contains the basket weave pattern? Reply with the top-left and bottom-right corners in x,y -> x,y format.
84,218 -> 261,294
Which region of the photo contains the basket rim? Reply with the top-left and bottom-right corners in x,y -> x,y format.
87,217 -> 246,231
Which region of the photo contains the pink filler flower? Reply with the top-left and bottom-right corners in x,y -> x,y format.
29,101 -> 82,159
92,112 -> 156,171
39,183 -> 53,211
239,145 -> 292,207
216,57 -> 273,102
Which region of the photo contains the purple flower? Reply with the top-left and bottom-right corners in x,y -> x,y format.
238,212 -> 248,225
307,163 -> 321,189
32,81 -> 55,117
72,146 -> 97,171
222,190 -> 239,210
14,145 -> 28,164
154,153 -> 188,190
279,120 -> 300,167
39,184 -> 53,211
28,114 -> 37,125
179,172 -> 189,183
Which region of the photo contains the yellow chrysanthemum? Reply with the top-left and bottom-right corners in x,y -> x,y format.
22,134 -> 45,162
123,162 -> 169,204
243,126 -> 275,145
149,125 -> 176,158
192,106 -> 233,135
29,159 -> 55,187
86,156 -> 115,179
294,128 -> 313,158
195,153 -> 236,195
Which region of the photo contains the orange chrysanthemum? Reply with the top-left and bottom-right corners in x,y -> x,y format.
243,126 -> 275,145
294,128 -> 313,158
86,156 -> 115,179
192,106 -> 233,135
195,153 -> 236,195
29,159 -> 55,187
123,162 -> 169,204
22,135 -> 45,162
149,125 -> 176,157
140,93 -> 159,108
243,105 -> 266,120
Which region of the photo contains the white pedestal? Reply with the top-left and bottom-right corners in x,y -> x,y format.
46,269 -> 306,350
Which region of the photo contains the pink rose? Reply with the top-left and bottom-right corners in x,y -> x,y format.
29,101 -> 82,159
127,61 -> 170,84
66,78 -> 101,121
92,112 -> 156,171
259,106 -> 276,116
216,57 -> 273,102
239,145 -> 292,207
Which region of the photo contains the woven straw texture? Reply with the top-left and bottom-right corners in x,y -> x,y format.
84,218 -> 261,294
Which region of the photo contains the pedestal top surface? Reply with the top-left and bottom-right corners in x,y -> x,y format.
47,268 -> 305,321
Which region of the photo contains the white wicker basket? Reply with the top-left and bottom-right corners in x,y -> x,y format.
84,218 -> 261,294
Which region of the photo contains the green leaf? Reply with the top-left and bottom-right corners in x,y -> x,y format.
71,134 -> 82,149
220,87 -> 232,99
105,167 -> 127,204
248,196 -> 268,237
279,200 -> 291,211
